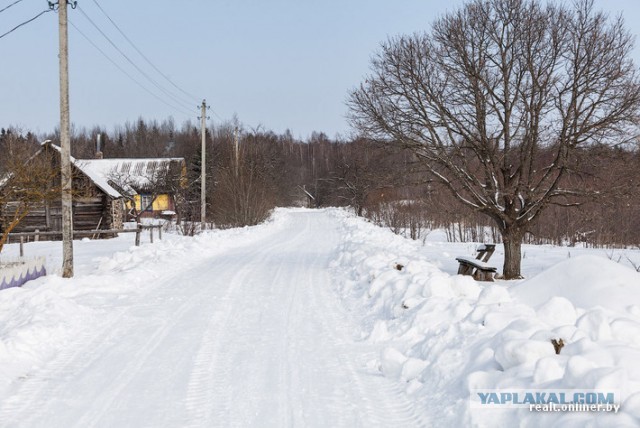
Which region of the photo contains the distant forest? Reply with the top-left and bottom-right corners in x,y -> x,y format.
1,117 -> 638,248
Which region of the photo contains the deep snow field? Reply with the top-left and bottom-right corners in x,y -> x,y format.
1,207 -> 640,427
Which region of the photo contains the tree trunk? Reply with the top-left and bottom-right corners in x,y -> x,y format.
502,226 -> 524,280
0,205 -> 30,255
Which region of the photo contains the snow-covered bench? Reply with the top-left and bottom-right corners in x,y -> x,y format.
456,244 -> 497,281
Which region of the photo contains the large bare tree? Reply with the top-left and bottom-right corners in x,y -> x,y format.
348,0 -> 640,278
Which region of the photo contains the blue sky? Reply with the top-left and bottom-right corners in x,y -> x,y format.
1,0 -> 639,139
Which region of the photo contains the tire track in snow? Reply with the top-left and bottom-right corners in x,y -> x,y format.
0,253 -> 239,428
182,227 -> 300,427
71,295 -> 200,428
277,212 -> 426,427
182,254 -> 272,426
181,281 -> 240,428
274,260 -> 291,428
311,273 -> 429,428
277,214 -> 313,428
185,214 -> 328,427
0,302 -> 136,426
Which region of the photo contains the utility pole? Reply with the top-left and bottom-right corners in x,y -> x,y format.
57,0 -> 74,278
200,99 -> 207,226
234,126 -> 239,178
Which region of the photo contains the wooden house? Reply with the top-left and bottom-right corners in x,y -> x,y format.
0,141 -> 185,238
78,157 -> 186,220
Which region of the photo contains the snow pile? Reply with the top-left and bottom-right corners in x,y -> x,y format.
0,283 -> 93,385
329,209 -> 640,427
511,255 -> 640,313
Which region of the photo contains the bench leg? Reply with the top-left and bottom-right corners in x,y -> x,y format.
473,269 -> 495,282
458,263 -> 474,275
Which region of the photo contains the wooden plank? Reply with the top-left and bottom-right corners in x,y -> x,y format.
456,256 -> 496,270
455,256 -> 497,282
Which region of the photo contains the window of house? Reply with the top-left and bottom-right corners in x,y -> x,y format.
140,194 -> 154,211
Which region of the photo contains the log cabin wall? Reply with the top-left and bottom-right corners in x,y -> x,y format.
2,197 -> 117,236
1,162 -> 124,239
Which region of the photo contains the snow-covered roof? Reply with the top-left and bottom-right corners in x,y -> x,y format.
42,141 -> 184,198
42,142 -> 122,198
78,158 -> 184,197
75,159 -> 124,198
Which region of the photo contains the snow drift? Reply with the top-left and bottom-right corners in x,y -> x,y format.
328,209 -> 640,427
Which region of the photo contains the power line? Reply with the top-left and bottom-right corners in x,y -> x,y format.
76,4 -> 197,113
76,4 -> 195,112
90,0 -> 200,104
0,9 -> 51,40
210,109 -> 224,122
69,19 -> 194,117
0,0 -> 24,14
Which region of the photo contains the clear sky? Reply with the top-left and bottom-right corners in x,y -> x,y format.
1,0 -> 640,140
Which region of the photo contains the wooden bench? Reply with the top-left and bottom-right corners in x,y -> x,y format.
474,244 -> 496,262
456,244 -> 497,281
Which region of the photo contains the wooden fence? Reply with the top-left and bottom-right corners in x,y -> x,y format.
6,224 -> 164,257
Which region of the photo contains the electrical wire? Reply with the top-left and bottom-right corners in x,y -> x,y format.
211,110 -> 224,122
0,8 -> 50,40
0,0 -> 24,15
69,19 -> 194,117
91,0 -> 200,104
75,4 -> 197,113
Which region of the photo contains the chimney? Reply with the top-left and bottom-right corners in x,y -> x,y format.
96,133 -> 103,159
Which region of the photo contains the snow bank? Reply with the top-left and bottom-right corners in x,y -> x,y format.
511,255 -> 640,313
328,209 -> 640,427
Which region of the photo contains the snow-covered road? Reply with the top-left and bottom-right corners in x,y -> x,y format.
0,211 -> 425,428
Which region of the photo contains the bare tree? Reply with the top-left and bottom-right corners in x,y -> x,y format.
0,141 -> 61,254
348,0 -> 640,278
329,139 -> 395,216
212,133 -> 276,228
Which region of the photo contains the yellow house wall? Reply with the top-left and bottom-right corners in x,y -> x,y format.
130,194 -> 171,211
152,194 -> 171,211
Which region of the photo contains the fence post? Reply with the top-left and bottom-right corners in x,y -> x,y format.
150,227 -> 154,244
35,229 -> 40,242
135,225 -> 142,246
20,236 -> 24,257
158,225 -> 162,240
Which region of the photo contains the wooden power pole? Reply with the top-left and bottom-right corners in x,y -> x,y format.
234,126 -> 239,177
58,0 -> 74,278
200,99 -> 207,226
